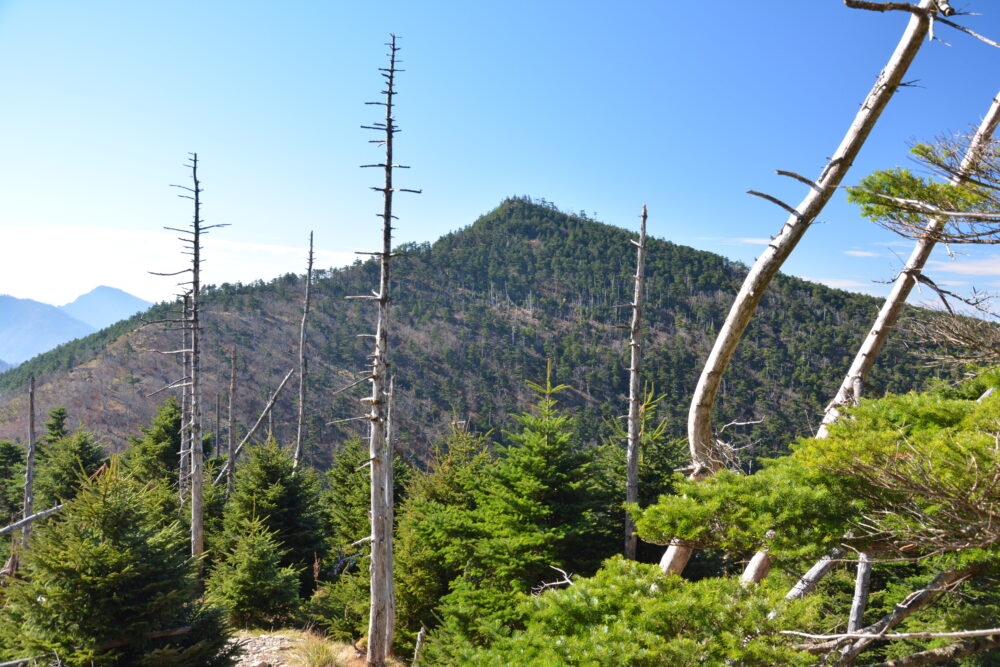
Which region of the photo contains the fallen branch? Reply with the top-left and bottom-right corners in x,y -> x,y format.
213,368 -> 295,484
0,505 -> 63,537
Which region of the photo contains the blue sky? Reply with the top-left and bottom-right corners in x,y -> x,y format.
1,0 -> 998,305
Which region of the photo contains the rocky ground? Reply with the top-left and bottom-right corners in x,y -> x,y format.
229,631 -> 372,667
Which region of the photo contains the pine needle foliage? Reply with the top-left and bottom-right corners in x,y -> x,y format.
33,429 -> 106,509
206,515 -> 301,629
221,438 -> 323,594
0,458 -> 236,666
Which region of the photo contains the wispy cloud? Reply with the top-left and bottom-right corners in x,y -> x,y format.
845,250 -> 881,258
697,236 -> 771,246
0,224 -> 356,304
927,256 -> 1000,277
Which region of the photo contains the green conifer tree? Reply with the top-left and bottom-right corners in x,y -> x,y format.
33,430 -> 105,509
221,438 -> 323,593
206,515 -> 300,628
0,460 -> 236,666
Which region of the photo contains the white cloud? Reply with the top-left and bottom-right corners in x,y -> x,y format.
844,250 -> 881,258
0,224 -> 356,305
697,236 -> 771,246
927,255 -> 1000,278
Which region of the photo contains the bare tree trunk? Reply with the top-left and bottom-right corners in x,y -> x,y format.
624,205 -> 648,561
294,232 -> 314,469
179,295 -> 191,505
21,376 -> 35,548
753,94 -> 1000,589
664,0 -> 938,576
385,375 -> 396,651
817,92 -> 1000,436
227,347 -> 236,495
187,156 -> 205,562
847,553 -> 872,634
213,368 -> 295,485
357,34 -> 419,667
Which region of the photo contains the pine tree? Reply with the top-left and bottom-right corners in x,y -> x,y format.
123,397 -> 181,484
393,427 -> 495,652
206,515 -> 300,628
0,460 -> 236,666
427,374 -> 608,659
221,438 -> 323,593
33,430 -> 105,509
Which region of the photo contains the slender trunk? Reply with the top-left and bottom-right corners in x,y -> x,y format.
179,296 -> 191,505
294,231 -> 315,469
847,553 -> 872,634
818,92 -> 1000,435
665,0 -> 937,576
21,376 -> 36,548
361,34 -> 416,667
189,155 -> 204,561
753,94 -> 1000,589
624,205 -> 647,560
227,347 -> 236,495
384,375 -> 396,651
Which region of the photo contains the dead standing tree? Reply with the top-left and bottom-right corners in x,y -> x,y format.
148,154 -> 228,561
348,34 -> 419,667
660,0 -> 960,576
624,205 -> 648,561
293,232 -> 315,469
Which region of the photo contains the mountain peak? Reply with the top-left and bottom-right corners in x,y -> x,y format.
59,286 -> 152,330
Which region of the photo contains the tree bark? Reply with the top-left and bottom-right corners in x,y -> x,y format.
847,553 -> 871,634
227,347 -> 237,495
624,205 -> 648,560
188,155 -> 204,562
817,92 -> 1000,436
752,93 -> 1000,590
293,231 -> 314,469
21,376 -> 36,548
665,0 -> 938,576
866,636 -> 1000,667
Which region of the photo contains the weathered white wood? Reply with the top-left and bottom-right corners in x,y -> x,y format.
213,367 -> 295,485
226,347 -> 236,494
188,156 -> 204,561
21,376 -> 36,548
847,553 -> 872,633
740,549 -> 772,586
665,0 -> 938,577
365,35 -> 409,667
0,504 -> 63,537
624,205 -> 648,560
817,92 -> 1000,436
293,231 -> 314,469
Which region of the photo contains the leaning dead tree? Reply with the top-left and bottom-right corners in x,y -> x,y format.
661,0 -> 966,576
148,154 -> 228,560
624,205 -> 648,561
817,93 -> 1000,437
226,347 -> 237,493
293,232 -> 315,469
347,34 -> 419,667
739,94 -> 1000,588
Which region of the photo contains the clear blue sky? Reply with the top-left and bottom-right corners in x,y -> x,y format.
1,0 -> 998,305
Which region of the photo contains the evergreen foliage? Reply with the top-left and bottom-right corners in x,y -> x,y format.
423,375 -> 614,660
0,460 -> 236,665
461,558 -> 819,666
221,438 -> 324,593
0,440 -> 25,526
33,429 -> 105,509
206,515 -> 301,628
394,427 -> 495,651
123,397 -> 181,485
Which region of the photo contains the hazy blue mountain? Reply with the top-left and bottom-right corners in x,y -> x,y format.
0,296 -> 96,365
0,360 -> 8,372
59,286 -> 152,330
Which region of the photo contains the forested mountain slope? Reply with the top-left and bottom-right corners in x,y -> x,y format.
0,198 -> 949,463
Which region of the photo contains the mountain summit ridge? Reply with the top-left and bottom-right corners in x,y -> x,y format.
0,198 -> 950,460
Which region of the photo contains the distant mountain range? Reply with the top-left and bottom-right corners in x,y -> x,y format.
0,287 -> 152,366
0,199 -> 955,462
